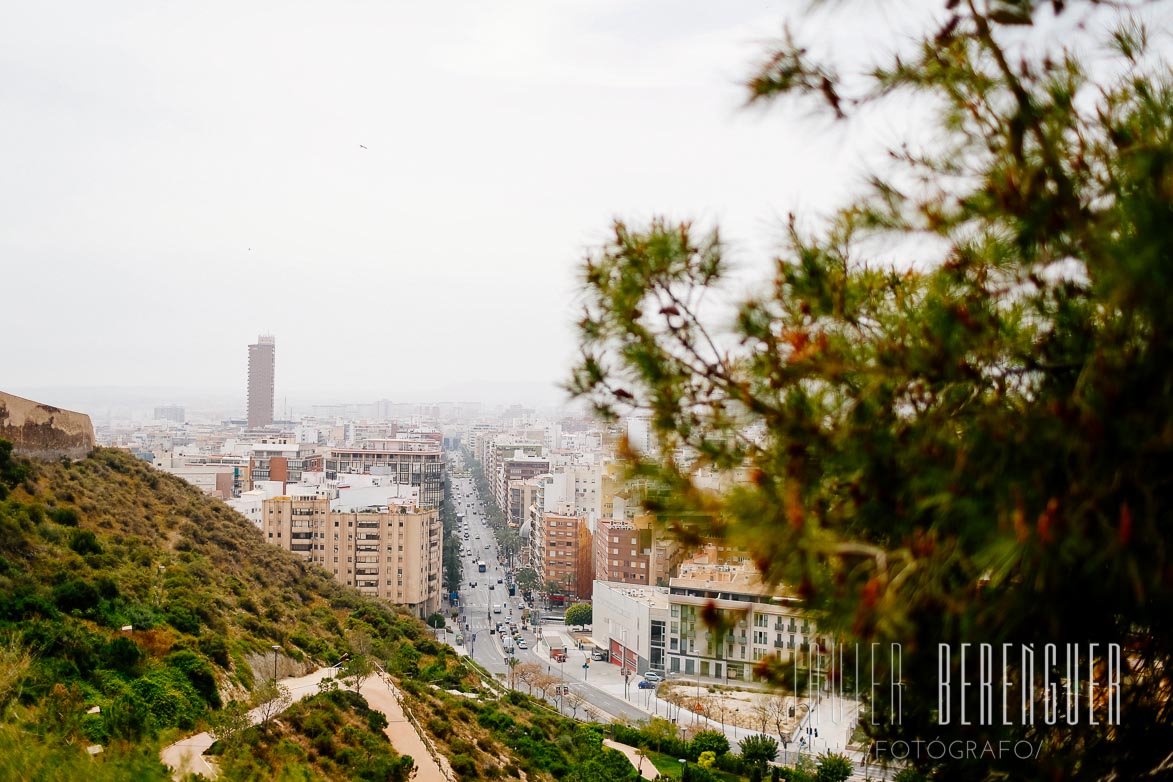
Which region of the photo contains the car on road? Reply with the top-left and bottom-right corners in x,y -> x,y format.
642,671 -> 664,683
517,639 -> 528,649
489,584 -> 495,590
638,680 -> 656,689
470,581 -> 477,588
497,578 -> 503,583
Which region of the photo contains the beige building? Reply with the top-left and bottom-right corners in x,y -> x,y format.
261,495 -> 443,618
508,479 -> 541,528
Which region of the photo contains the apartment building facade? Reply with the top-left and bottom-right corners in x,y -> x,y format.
666,563 -> 811,683
594,517 -> 653,584
498,453 -> 550,523
261,495 -> 443,618
324,438 -> 444,508
249,440 -> 324,491
536,511 -> 593,602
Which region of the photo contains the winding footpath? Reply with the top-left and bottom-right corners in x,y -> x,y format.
160,666 -> 450,782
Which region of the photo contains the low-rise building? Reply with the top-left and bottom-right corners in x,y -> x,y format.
591,580 -> 670,675
153,451 -> 250,499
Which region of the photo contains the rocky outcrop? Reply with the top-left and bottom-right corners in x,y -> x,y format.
0,391 -> 95,460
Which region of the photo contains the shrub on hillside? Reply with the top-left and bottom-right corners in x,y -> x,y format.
48,506 -> 79,526
165,649 -> 222,708
67,528 -> 102,555
52,579 -> 100,614
104,636 -> 144,674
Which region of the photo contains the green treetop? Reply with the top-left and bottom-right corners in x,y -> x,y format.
570,2 -> 1173,778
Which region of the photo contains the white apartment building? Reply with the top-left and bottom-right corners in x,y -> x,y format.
667,563 -> 812,683
153,450 -> 249,499
324,438 -> 444,508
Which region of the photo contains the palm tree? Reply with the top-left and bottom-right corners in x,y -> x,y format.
506,656 -> 520,689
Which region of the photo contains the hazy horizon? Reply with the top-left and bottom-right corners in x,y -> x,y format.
5,378 -> 575,422
3,1 -> 911,409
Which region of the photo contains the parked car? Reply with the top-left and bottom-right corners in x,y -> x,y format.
642,671 -> 664,683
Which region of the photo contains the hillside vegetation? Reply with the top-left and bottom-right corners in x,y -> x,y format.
0,443 -> 455,779
0,442 -> 659,782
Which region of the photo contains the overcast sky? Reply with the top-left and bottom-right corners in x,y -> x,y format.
3,1 -> 947,411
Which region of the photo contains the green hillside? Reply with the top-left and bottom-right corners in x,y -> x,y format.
0,442 -> 651,782
0,443 -> 459,779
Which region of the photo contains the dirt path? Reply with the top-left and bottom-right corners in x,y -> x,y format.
603,739 -> 657,780
160,666 -> 450,782
361,670 -> 452,782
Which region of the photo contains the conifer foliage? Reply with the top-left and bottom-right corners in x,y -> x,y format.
571,3 -> 1173,777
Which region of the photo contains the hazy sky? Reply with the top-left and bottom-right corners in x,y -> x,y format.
3,1 -> 934,410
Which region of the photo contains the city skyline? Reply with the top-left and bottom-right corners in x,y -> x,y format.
2,1 -> 909,403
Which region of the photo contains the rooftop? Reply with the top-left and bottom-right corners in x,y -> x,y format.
333,438 -> 441,454
595,580 -> 671,609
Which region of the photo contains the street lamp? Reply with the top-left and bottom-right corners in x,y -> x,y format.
678,757 -> 687,782
271,644 -> 280,683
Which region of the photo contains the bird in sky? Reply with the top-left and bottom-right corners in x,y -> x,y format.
359,144 -> 368,149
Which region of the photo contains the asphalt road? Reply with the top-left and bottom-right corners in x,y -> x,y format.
446,460 -> 650,725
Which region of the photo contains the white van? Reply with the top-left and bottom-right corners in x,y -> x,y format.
493,604 -> 502,614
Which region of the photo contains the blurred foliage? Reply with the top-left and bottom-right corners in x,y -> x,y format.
570,2 -> 1173,779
